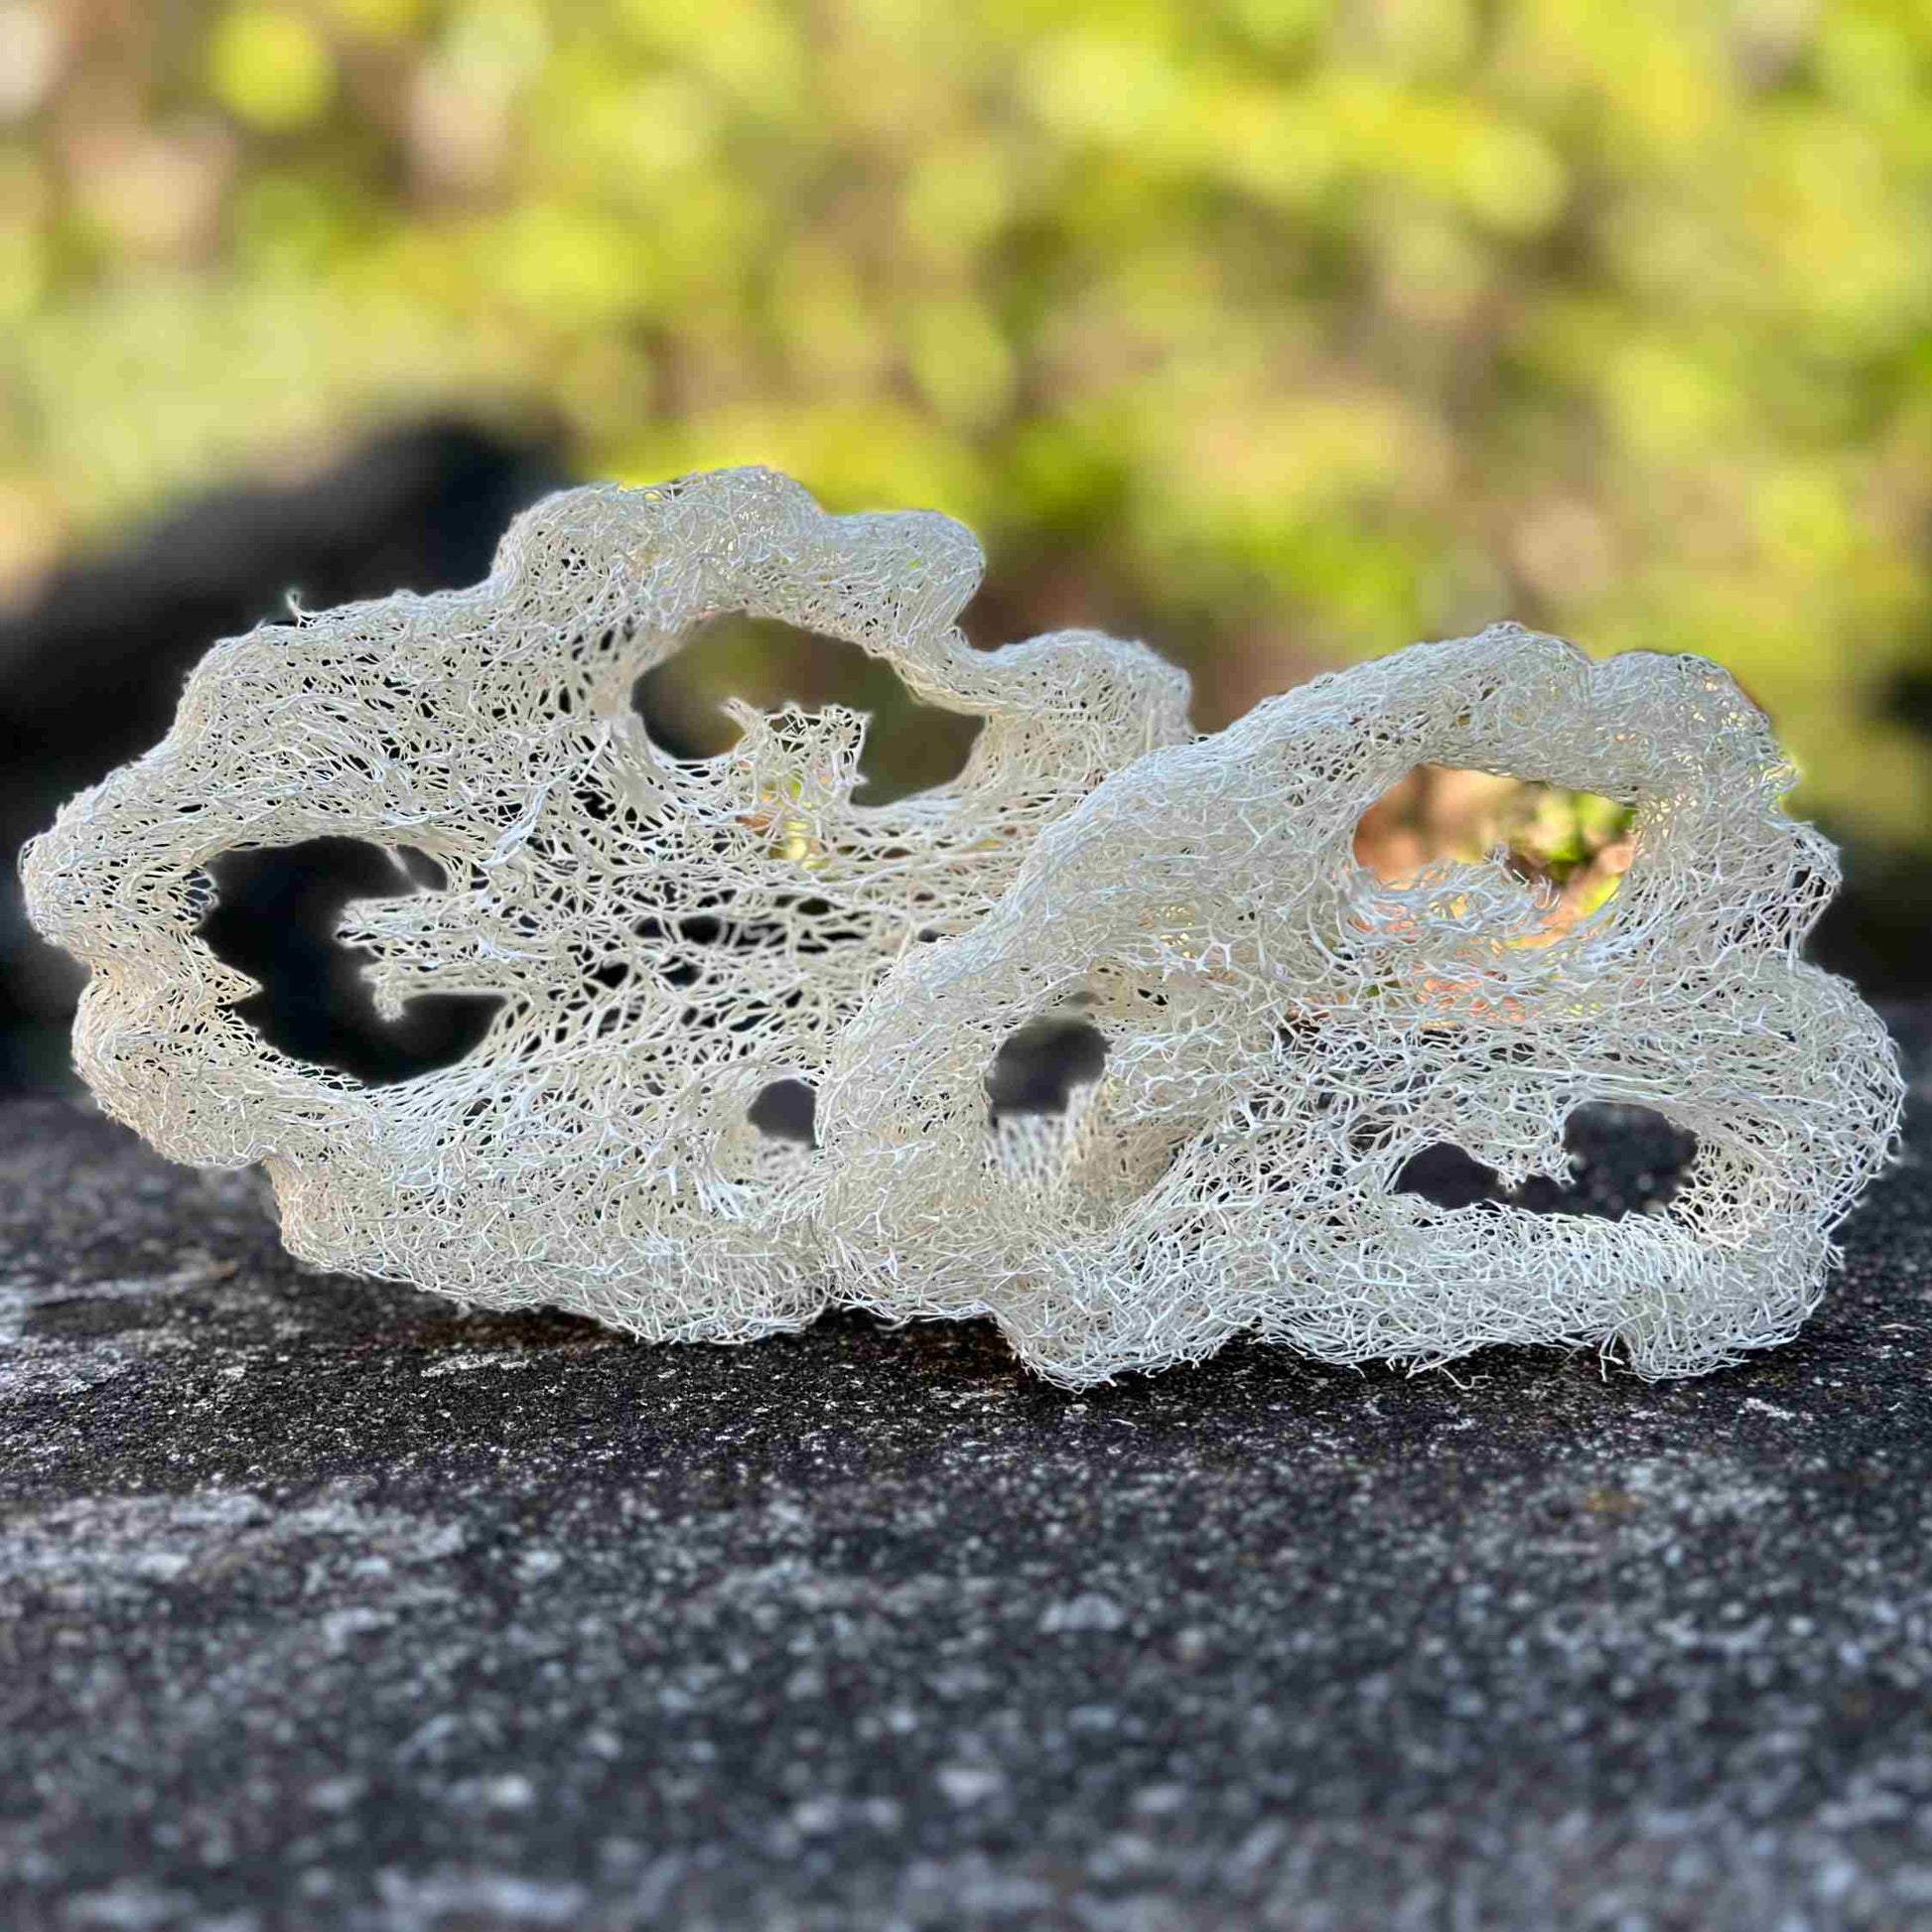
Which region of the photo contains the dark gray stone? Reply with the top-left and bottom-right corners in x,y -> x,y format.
3,1017 -> 1931,1931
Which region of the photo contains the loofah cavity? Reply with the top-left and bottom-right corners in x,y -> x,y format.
816,625 -> 1904,1385
19,468 -> 1191,1339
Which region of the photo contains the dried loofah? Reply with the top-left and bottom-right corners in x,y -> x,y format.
817,625 -> 1904,1385
20,467 -> 1191,1338
22,481 -> 1900,1388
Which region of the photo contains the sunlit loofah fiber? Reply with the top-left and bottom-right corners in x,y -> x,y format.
19,467 -> 1191,1339
22,473 -> 1901,1386
817,625 -> 1904,1385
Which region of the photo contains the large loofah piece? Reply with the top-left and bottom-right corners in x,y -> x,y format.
816,625 -> 1904,1386
20,468 -> 1191,1338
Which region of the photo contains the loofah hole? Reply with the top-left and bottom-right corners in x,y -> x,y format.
197,840 -> 502,1086
986,1015 -> 1109,1122
634,614 -> 983,805
1394,1103 -> 1699,1220
747,1077 -> 817,1147
1355,765 -> 1635,931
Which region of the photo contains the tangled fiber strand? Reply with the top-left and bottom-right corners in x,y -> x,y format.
818,625 -> 1904,1385
20,468 -> 1190,1338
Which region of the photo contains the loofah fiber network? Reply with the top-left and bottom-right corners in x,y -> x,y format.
19,467 -> 1190,1339
21,471 -> 1901,1386
817,625 -> 1903,1385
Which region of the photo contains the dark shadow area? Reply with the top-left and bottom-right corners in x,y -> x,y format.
634,613 -> 982,805
1807,828 -> 1932,1001
197,840 -> 501,1086
1,418 -> 565,1092
987,1016 -> 1109,1122
1884,665 -> 1932,741
747,1077 -> 818,1146
1395,1103 -> 1699,1220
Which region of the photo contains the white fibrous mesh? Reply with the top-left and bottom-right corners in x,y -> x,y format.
817,625 -> 1904,1386
19,467 -> 1191,1339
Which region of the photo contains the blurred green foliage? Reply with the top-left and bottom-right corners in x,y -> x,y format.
5,0 -> 1932,839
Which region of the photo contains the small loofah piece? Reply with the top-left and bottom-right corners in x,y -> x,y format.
816,625 -> 1904,1386
20,468 -> 1191,1338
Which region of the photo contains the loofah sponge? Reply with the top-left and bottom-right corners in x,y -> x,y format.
21,471 -> 1900,1387
19,468 -> 1191,1339
816,625 -> 1904,1385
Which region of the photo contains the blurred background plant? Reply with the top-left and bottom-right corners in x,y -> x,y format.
4,0 -> 1931,1085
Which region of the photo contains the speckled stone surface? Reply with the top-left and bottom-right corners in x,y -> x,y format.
3,1017 -> 1931,1932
